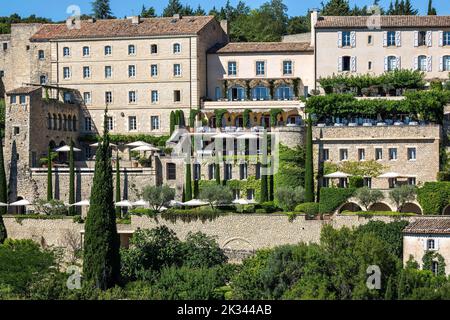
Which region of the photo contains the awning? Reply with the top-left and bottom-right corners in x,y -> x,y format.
131,146 -> 160,152
133,200 -> 149,207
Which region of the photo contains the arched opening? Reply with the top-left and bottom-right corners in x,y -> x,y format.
261,114 -> 270,128
72,115 -> 77,131
442,204 -> 450,215
400,203 -> 422,215
14,196 -> 26,215
369,202 -> 392,212
68,115 -> 72,131
49,140 -> 56,150
58,114 -> 62,131
339,202 -> 363,213
47,113 -> 52,130
228,86 -> 245,101
275,85 -> 292,100
58,141 -> 66,163
235,116 -> 243,128
209,116 -> 216,128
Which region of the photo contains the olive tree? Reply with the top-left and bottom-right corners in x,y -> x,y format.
355,187 -> 384,211
199,185 -> 233,211
275,186 -> 305,212
142,185 -> 176,212
389,185 -> 417,212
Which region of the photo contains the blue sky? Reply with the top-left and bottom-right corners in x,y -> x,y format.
0,0 -> 449,20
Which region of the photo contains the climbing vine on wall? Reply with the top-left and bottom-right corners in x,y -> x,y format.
422,251 -> 446,276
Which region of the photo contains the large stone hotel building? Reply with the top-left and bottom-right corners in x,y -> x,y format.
0,11 -> 449,208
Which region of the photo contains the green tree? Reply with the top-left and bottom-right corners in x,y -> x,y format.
163,0 -> 183,17
185,163 -> 192,202
47,146 -> 53,202
141,5 -> 156,18
304,114 -> 314,202
215,163 -> 221,185
169,111 -> 175,135
193,177 -> 199,199
0,135 -> 7,243
91,0 -> 114,19
115,154 -> 121,218
193,5 -> 206,16
182,232 -> 228,268
321,0 -> 351,16
68,140 -> 76,215
275,186 -> 305,211
287,15 -> 310,34
199,184 -> 232,211
142,185 -> 175,212
83,111 -> 121,290
427,0 -> 437,15
260,170 -> 268,203
389,185 -> 417,212
355,187 -> 384,211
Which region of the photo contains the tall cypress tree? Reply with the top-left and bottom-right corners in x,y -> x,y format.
268,174 -> 274,201
304,114 -> 314,202
68,140 -> 76,215
169,111 -> 176,135
83,110 -> 120,290
215,163 -> 221,185
92,0 -> 114,19
0,137 -> 7,243
193,179 -> 199,199
427,0 -> 437,15
261,171 -> 268,203
47,146 -> 53,202
185,163 -> 192,201
115,153 -> 121,218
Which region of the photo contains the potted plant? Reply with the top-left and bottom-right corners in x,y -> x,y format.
40,152 -> 58,168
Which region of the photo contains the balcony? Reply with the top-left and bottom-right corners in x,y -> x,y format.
202,99 -> 305,111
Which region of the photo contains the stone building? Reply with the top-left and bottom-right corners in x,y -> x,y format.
403,219 -> 450,275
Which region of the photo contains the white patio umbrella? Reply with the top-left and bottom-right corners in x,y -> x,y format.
89,142 -> 117,148
71,200 -> 90,207
169,200 -> 184,207
182,199 -> 208,207
324,171 -> 352,178
236,133 -> 259,140
115,200 -> 134,208
0,202 -> 8,207
212,133 -> 235,139
126,141 -> 151,147
133,199 -> 149,207
131,146 -> 160,152
54,145 -> 81,152
9,199 -> 31,206
233,199 -> 250,205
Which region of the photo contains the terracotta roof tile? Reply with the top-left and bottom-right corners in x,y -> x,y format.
6,86 -> 40,95
30,16 -> 215,41
208,42 -> 314,54
403,219 -> 450,235
315,15 -> 450,29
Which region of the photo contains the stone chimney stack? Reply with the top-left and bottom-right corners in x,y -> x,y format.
310,9 -> 319,47
220,20 -> 229,42
131,16 -> 141,24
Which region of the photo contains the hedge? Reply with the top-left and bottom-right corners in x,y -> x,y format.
417,182 -> 450,215
319,187 -> 356,214
294,202 -> 320,217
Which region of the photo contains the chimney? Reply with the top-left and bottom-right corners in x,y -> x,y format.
130,16 -> 141,24
88,18 -> 96,23
310,9 -> 319,47
220,20 -> 229,35
173,14 -> 181,20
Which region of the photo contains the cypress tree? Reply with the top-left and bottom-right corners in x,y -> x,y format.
68,140 -> 76,215
268,174 -> 274,201
169,111 -> 176,135
47,145 -> 53,201
178,110 -> 185,127
215,163 -> 221,185
385,276 -> 395,300
185,163 -> 192,201
115,154 -> 121,218
0,136 -> 7,243
83,110 -> 120,290
193,179 -> 199,199
304,114 -> 314,202
261,171 -> 268,203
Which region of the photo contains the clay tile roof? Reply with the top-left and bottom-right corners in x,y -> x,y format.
208,42 -> 314,54
315,15 -> 450,29
30,16 -> 215,41
6,86 -> 40,95
403,219 -> 450,235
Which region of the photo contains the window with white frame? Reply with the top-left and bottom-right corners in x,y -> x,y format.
173,43 -> 181,54
443,56 -> 450,71
63,67 -> 71,79
173,64 -> 181,77
10,95 -> 16,104
358,148 -> 365,161
63,47 -> 70,57
106,117 -> 113,131
84,117 -> 92,132
224,163 -> 233,180
444,31 -> 450,46
256,61 -> 265,76
432,261 -> 439,275
375,148 -> 383,160
151,64 -> 158,77
427,239 -> 436,250
174,90 -> 181,102
342,56 -> 351,71
151,116 -> 160,130
389,148 -> 397,160
228,61 -> 237,76
40,75 -> 47,85
83,66 -> 91,79
82,46 -> 90,57
408,177 -> 416,185
105,91 -> 113,104
387,31 -> 396,46
407,147 -> 417,161
387,56 -> 397,71
323,149 -> 329,161
151,90 -> 158,103
342,31 -> 351,47
20,95 -> 27,104
340,149 -> 348,161
83,92 -> 91,105
129,91 -> 136,103
283,60 -> 293,75
363,177 -> 372,188
418,31 -> 427,46
151,44 -> 158,54
38,50 -> 45,60
128,44 -> 136,55
105,66 -> 112,78
418,55 -> 427,71
128,65 -> 136,78
240,162 -> 248,180
128,116 -> 137,131
104,45 -> 112,56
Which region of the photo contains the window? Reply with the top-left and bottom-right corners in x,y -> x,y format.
82,46 -> 90,56
342,31 -> 351,47
19,95 -> 26,104
389,148 -> 397,160
151,90 -> 158,103
129,91 -> 136,103
38,50 -> 45,60
418,31 -> 427,46
276,86 -> 292,100
215,87 -> 222,100
167,163 -> 176,180
40,75 -> 47,85
151,44 -> 158,54
10,95 -> 16,104
83,66 -> 91,79
233,189 -> 240,200
283,61 -> 293,75
105,45 -> 112,56
342,56 -> 351,71
323,149 -> 329,161
193,163 -> 201,181
418,55 -> 427,71
83,92 -> 91,105
368,61 -> 372,70
173,43 -> 181,53
151,116 -> 160,130
128,116 -> 137,131
63,47 -> 70,57
128,44 -> 136,55
387,56 -> 397,71
444,56 -> 450,71
84,117 -> 92,132
229,86 -> 245,101
358,148 -> 365,161
104,117 -> 113,131
408,147 -> 417,161
443,31 -> 450,46
128,65 -> 136,78
228,61 -> 237,76
256,61 -> 265,76
247,189 -> 255,200
368,35 -> 373,44
408,177 -> 416,186
387,31 -> 396,46
363,177 -> 372,188
63,67 -> 71,79
427,239 -> 435,250
252,86 -> 269,100
105,91 -> 113,104
340,149 -> 348,161
105,66 -> 112,78
151,64 -> 158,77
173,64 -> 181,77
224,164 -> 232,180
13,126 -> 20,135
240,163 -> 248,180
432,261 -> 439,276
208,164 -> 216,180
63,92 -> 72,104
2,43 -> 7,50
174,90 -> 181,102
375,148 -> 383,160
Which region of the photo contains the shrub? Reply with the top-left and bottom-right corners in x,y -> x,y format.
34,199 -> 68,216
260,201 -> 279,213
142,185 -> 175,212
275,186 -> 305,212
236,204 -> 256,214
355,187 -> 384,210
182,232 -> 228,268
417,182 -> 450,215
389,185 -> 417,212
349,176 -> 364,188
294,202 -> 320,218
319,188 -> 356,214
200,184 -> 233,210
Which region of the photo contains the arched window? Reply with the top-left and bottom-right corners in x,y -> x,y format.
275,86 -> 292,100
418,55 -> 427,71
228,86 -> 245,101
173,43 -> 181,54
53,114 -> 57,130
72,116 -> 77,131
252,86 -> 269,100
63,115 -> 67,131
104,45 -> 112,56
47,113 -> 52,130
443,55 -> 450,71
387,56 -> 397,71
58,114 -> 62,131
68,115 -> 72,131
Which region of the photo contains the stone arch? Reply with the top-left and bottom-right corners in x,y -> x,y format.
52,114 -> 57,130
338,202 -> 363,213
63,115 -> 67,131
49,140 -> 56,149
222,237 -> 255,252
47,113 -> 52,129
67,115 -> 72,131
58,114 -> 62,130
72,115 -> 77,131
400,203 -> 422,215
442,204 -> 450,215
368,202 -> 393,212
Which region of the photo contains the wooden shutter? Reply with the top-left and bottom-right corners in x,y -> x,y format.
351,56 -> 357,72
384,56 -> 388,71
426,31 -> 432,47
337,31 -> 342,48
395,31 -> 401,46
427,56 -> 432,72
338,56 -> 343,72
439,56 -> 444,72
350,31 -> 356,47
383,31 -> 388,47
413,56 -> 418,70
414,31 -> 419,47
396,56 -> 401,69
438,31 -> 444,46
